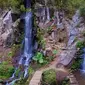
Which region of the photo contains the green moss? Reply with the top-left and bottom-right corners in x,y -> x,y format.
42,69 -> 57,85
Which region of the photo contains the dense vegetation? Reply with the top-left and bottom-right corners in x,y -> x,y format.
0,0 -> 85,85
0,0 -> 85,14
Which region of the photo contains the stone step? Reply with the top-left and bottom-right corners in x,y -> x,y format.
67,73 -> 79,85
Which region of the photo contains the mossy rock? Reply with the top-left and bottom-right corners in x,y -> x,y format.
42,69 -> 57,85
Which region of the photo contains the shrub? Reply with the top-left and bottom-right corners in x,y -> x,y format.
0,63 -> 14,79
71,50 -> 83,71
36,28 -> 46,49
71,58 -> 82,71
61,78 -> 70,85
42,69 -> 57,85
20,5 -> 26,12
28,66 -> 34,75
79,3 -> 85,18
76,41 -> 85,49
33,52 -> 47,64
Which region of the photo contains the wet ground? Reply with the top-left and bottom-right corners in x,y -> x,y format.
73,70 -> 85,85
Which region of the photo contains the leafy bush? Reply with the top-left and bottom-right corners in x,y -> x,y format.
80,5 -> 85,18
76,41 -> 85,49
42,69 -> 57,85
8,51 -> 13,57
33,52 -> 47,64
71,50 -> 83,71
0,63 -> 14,79
20,5 -> 26,12
28,66 -> 34,75
71,58 -> 82,71
61,78 -> 70,85
37,28 -> 46,49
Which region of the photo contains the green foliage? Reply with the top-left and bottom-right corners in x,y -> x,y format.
20,5 -> 32,12
8,0 -> 21,10
53,49 -> 58,55
42,69 -> 57,85
51,0 -> 85,18
8,51 -> 13,57
0,0 -> 21,10
46,56 -> 54,62
71,50 -> 83,71
80,4 -> 85,17
2,61 -> 9,65
37,28 -> 46,49
71,58 -> 82,71
28,66 -> 34,75
26,8 -> 32,12
46,27 -> 52,33
14,78 -> 27,85
11,44 -> 21,56
20,5 -> 26,12
61,78 -> 70,85
0,63 -> 14,79
76,41 -> 85,49
15,68 -> 21,77
33,52 -> 46,64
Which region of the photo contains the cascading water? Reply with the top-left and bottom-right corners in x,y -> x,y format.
19,12 -> 33,77
56,11 -> 64,29
80,48 -> 85,74
6,0 -> 33,85
67,10 -> 80,46
46,7 -> 50,21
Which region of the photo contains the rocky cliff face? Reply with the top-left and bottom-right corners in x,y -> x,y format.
0,10 -> 21,47
0,10 -> 13,47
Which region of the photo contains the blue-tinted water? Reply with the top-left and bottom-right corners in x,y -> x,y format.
6,0 -> 33,84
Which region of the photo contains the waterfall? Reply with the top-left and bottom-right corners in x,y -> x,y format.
6,0 -> 33,84
46,7 -> 50,21
67,10 -> 80,46
18,0 -> 33,78
19,12 -> 33,77
56,11 -> 60,26
56,11 -> 64,29
80,48 -> 85,74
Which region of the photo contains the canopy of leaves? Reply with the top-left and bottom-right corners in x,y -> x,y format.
0,0 -> 24,12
